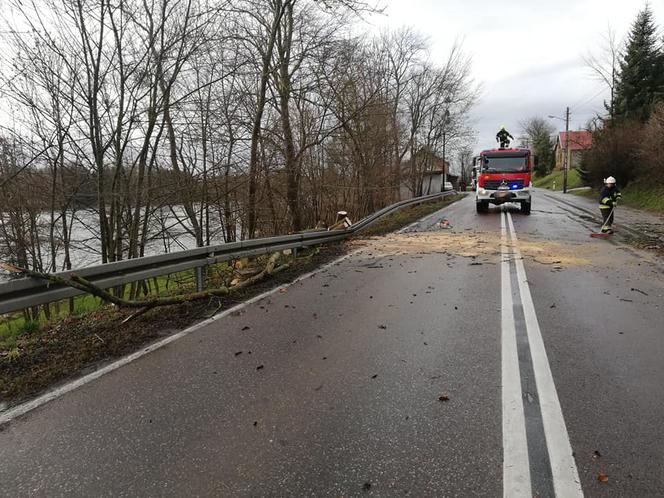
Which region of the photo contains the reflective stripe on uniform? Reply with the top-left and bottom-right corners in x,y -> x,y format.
599,205 -> 612,209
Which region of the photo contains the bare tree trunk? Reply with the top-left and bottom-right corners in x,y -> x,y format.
224,132 -> 236,242
246,0 -> 287,238
275,2 -> 301,231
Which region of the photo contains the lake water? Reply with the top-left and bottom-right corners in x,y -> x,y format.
0,205 -> 231,281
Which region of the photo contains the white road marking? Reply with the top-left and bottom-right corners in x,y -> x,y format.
1,199 -> 454,425
506,212 -> 584,497
0,249 -> 364,425
500,210 -> 533,497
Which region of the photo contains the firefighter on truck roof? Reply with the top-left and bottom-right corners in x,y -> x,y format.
496,126 -> 514,149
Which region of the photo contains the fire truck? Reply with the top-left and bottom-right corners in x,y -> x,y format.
474,147 -> 535,214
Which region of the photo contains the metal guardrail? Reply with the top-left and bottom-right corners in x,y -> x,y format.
0,191 -> 456,315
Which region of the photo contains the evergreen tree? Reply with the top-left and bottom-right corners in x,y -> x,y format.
519,117 -> 555,176
615,5 -> 662,121
532,134 -> 555,176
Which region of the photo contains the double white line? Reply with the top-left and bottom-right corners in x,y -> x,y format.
500,210 -> 583,497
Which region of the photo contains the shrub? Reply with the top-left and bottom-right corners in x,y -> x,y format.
638,103 -> 664,184
580,119 -> 643,188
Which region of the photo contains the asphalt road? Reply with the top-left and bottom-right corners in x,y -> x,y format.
1,192 -> 663,497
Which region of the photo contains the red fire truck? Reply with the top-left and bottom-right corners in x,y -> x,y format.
475,148 -> 535,214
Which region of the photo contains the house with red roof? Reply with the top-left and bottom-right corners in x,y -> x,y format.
553,130 -> 592,170
400,147 -> 455,199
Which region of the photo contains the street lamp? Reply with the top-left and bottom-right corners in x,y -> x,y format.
548,108 -> 570,193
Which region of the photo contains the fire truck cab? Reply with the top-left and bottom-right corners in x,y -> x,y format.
475,148 -> 534,214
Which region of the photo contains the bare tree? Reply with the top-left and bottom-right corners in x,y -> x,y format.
0,0 -> 480,302
237,0 -> 379,237
380,27 -> 427,199
402,42 -> 478,197
584,26 -> 622,119
457,146 -> 474,191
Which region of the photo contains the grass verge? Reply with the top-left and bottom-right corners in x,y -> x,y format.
533,169 -> 584,190
0,194 -> 463,407
570,181 -> 664,214
620,182 -> 664,213
0,271 -> 210,350
356,194 -> 464,237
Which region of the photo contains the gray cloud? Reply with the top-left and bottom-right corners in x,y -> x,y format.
370,0 -> 663,156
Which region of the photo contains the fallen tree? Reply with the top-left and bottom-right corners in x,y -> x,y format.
0,252 -> 289,314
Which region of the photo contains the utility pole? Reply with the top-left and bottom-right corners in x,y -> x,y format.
442,109 -> 450,192
442,129 -> 447,192
563,106 -> 570,194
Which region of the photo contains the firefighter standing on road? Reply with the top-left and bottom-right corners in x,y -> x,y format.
599,176 -> 621,233
496,126 -> 514,148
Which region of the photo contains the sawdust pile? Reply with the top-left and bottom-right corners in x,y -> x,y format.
355,231 -> 595,267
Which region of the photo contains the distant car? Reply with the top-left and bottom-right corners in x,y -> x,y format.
443,181 -> 453,191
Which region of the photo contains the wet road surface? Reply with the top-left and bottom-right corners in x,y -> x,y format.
1,192 -> 663,497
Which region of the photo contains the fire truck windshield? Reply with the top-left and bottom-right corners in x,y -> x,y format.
482,155 -> 528,173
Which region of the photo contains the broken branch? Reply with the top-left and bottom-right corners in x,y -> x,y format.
2,252 -> 291,315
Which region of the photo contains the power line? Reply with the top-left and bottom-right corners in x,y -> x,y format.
570,86 -> 607,113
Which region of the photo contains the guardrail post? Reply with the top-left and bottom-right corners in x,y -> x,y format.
195,266 -> 204,292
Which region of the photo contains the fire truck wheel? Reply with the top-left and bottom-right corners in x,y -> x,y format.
520,200 -> 531,215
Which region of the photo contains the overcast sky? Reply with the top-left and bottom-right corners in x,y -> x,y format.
368,0 -> 664,156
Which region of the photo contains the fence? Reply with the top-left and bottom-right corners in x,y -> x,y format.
0,191 -> 456,315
